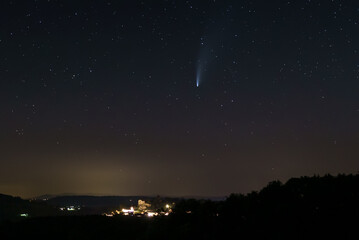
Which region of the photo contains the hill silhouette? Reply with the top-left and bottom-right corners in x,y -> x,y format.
0,193 -> 58,222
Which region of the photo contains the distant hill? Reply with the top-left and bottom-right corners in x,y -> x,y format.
0,193 -> 29,222
46,195 -> 152,208
36,194 -> 221,207
46,195 -> 181,214
0,194 -> 58,222
30,194 -> 57,201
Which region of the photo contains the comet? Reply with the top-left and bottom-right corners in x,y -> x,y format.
196,72 -> 200,87
196,62 -> 202,87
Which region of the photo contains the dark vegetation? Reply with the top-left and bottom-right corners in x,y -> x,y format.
1,174 -> 359,239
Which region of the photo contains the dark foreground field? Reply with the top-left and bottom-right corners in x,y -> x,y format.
1,211 -> 358,240
1,174 -> 359,239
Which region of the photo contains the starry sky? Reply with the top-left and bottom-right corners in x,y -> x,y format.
1,0 -> 359,198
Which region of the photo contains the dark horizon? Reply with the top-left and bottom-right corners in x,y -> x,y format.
1,0 -> 359,198
2,173 -> 359,240
4,171 -> 358,200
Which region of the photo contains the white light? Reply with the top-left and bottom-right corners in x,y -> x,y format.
67,206 -> 75,211
147,212 -> 155,217
122,207 -> 134,213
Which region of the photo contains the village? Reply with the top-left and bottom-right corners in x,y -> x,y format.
103,199 -> 173,218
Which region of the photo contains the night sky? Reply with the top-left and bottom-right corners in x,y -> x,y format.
1,0 -> 359,198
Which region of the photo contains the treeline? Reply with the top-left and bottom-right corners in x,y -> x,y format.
170,173 -> 359,239
1,174 -> 359,239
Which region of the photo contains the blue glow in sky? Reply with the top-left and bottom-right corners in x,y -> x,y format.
196,70 -> 200,87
